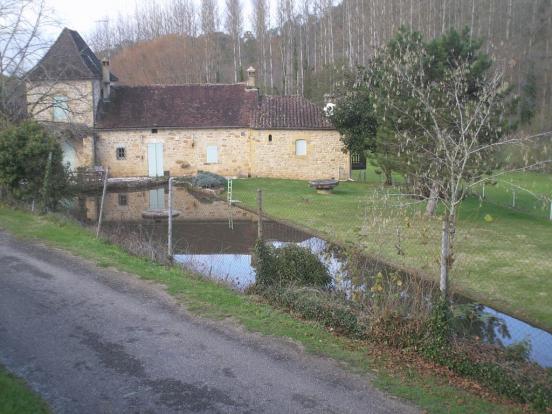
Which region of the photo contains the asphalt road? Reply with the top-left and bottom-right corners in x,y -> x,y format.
0,231 -> 419,414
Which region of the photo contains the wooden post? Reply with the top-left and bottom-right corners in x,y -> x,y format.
167,177 -> 174,261
482,184 -> 485,199
512,190 -> 516,208
549,200 -> 552,221
96,167 -> 108,238
257,188 -> 263,240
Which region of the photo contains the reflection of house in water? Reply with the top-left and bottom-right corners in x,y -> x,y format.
81,186 -> 311,255
82,187 -> 254,222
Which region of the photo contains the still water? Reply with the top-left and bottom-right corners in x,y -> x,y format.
73,185 -> 552,367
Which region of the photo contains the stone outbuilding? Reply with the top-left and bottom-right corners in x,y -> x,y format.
27,28 -> 350,181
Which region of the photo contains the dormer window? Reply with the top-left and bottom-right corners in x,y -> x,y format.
53,95 -> 69,121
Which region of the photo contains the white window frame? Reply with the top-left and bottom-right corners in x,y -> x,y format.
295,139 -> 307,156
53,95 -> 69,121
206,145 -> 219,164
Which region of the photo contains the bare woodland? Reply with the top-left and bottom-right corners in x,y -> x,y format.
87,0 -> 552,132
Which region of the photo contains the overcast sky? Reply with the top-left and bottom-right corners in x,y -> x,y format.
48,0 -> 255,41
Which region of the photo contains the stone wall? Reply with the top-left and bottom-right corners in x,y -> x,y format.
96,127 -> 349,181
250,129 -> 350,180
95,128 -> 251,177
26,80 -> 98,170
26,80 -> 97,127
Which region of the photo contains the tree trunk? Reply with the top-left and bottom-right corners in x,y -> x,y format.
425,182 -> 439,216
383,168 -> 392,186
439,213 -> 450,298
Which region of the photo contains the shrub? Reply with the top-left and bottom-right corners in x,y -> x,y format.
0,121 -> 69,210
250,243 -> 551,409
191,171 -> 227,188
503,340 -> 531,363
419,299 -> 551,410
263,286 -> 369,339
253,241 -> 331,289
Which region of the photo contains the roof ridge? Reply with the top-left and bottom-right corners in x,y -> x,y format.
116,83 -> 246,88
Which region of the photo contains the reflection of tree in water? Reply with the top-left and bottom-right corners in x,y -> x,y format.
452,303 -> 510,346
322,243 -> 434,312
321,244 -> 519,348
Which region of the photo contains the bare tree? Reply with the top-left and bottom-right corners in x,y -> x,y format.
225,0 -> 243,83
378,41 -> 551,297
252,0 -> 268,88
201,0 -> 218,82
0,0 -> 57,125
79,0 -> 552,127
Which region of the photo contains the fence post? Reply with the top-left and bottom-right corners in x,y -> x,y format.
549,200 -> 552,221
257,188 -> 263,240
512,190 -> 516,208
96,167 -> 109,238
482,184 -> 486,200
167,177 -> 174,261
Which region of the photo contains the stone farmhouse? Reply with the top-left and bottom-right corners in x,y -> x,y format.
26,28 -> 350,180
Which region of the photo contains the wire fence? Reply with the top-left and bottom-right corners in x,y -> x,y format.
470,179 -> 552,221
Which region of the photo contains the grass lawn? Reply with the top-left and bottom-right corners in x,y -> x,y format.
0,365 -> 50,414
231,171 -> 552,331
471,171 -> 552,220
0,205 -> 529,414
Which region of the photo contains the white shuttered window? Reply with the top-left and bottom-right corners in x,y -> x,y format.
295,140 -> 307,156
206,145 -> 218,163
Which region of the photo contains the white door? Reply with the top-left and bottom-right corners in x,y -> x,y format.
147,143 -> 164,177
61,141 -> 77,170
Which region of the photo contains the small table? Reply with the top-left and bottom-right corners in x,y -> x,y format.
309,179 -> 339,194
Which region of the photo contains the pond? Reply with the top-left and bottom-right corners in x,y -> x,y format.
72,185 -> 552,368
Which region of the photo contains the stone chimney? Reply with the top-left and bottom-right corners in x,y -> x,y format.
101,57 -> 111,101
246,66 -> 256,89
323,93 -> 336,117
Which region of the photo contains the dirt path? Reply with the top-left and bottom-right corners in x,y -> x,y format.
0,231 -> 418,414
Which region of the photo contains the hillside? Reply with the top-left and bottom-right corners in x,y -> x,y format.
91,0 -> 552,132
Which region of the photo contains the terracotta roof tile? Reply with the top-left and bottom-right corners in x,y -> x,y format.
96,85 -> 334,130
95,84 -> 258,129
252,95 -> 333,129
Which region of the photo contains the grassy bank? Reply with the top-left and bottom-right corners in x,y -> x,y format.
231,174 -> 552,331
0,205 -> 528,414
0,365 -> 50,414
